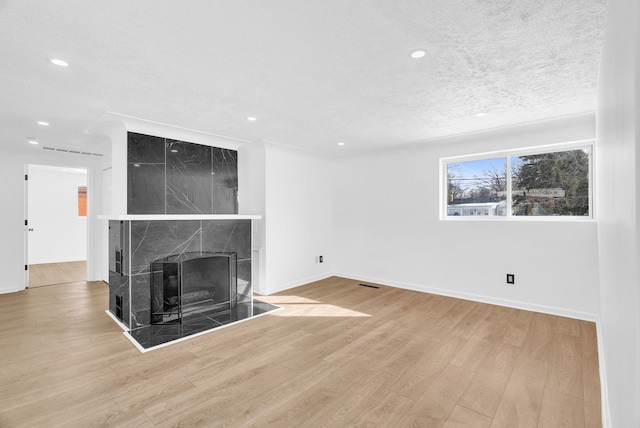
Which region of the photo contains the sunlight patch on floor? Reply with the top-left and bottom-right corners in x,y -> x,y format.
272,303 -> 371,318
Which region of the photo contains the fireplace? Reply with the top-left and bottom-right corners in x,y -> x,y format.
151,252 -> 237,324
105,217 -> 281,350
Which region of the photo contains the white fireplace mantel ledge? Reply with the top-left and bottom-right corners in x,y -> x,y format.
98,214 -> 262,221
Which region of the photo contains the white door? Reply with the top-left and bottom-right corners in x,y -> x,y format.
26,164 -> 88,286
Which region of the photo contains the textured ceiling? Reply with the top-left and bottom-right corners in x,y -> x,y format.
0,1 -> 608,157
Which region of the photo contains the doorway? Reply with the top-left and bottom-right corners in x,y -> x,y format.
27,164 -> 88,287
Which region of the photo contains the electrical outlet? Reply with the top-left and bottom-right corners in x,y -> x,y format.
506,274 -> 515,284
319,255 -> 323,263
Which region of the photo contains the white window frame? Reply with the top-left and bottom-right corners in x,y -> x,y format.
440,140 -> 594,221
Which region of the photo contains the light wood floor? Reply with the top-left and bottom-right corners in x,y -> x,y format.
28,261 -> 86,288
0,276 -> 601,427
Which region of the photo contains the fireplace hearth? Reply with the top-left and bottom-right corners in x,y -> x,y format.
128,299 -> 280,350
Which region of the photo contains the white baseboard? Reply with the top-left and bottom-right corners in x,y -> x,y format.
261,270 -> 600,321
334,271 -> 599,322
0,285 -> 26,294
260,272 -> 334,296
105,309 -> 129,332
595,321 -> 611,428
29,257 -> 87,265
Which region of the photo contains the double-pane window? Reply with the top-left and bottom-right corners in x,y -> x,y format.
444,144 -> 592,219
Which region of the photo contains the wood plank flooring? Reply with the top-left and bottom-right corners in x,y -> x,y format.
28,261 -> 86,288
0,276 -> 602,427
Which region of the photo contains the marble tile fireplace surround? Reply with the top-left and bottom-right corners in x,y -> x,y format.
103,215 -> 279,351
101,130 -> 278,351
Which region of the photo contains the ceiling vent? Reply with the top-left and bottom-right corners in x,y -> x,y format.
42,146 -> 103,156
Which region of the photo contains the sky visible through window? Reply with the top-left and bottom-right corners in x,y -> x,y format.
447,158 -> 506,189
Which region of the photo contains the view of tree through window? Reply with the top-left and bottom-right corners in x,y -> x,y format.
445,146 -> 591,218
511,149 -> 590,216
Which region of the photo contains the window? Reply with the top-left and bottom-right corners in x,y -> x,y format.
443,142 -> 592,219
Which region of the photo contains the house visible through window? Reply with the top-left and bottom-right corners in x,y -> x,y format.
443,143 -> 592,219
78,186 -> 87,217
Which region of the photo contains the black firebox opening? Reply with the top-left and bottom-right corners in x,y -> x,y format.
151,252 -> 237,325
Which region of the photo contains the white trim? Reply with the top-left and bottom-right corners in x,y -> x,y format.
596,321 -> 612,428
127,222 -> 132,329
442,139 -> 595,162
0,285 -> 27,294
262,273 -> 334,296
442,215 -> 596,223
29,257 -> 87,265
104,309 -> 129,331
441,140 -> 595,221
101,111 -> 252,149
24,162 -> 96,290
252,247 -> 264,295
425,112 -> 595,148
123,331 -> 148,353
333,271 -> 600,322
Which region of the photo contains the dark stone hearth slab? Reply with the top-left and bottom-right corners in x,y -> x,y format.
127,300 -> 281,350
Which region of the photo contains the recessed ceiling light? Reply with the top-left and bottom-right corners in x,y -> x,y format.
50,58 -> 69,67
409,49 -> 426,59
474,112 -> 487,117
27,139 -> 38,145
37,121 -> 50,126
338,142 -> 345,146
247,116 -> 257,121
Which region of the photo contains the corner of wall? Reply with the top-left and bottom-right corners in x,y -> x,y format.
595,317 -> 612,428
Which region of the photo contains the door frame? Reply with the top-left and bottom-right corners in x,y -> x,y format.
24,162 -> 97,288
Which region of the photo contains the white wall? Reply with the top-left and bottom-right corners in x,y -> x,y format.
334,114 -> 600,320
238,142 -> 267,294
87,118 -> 127,215
263,144 -> 335,294
0,147 -> 104,294
27,165 -> 87,264
595,0 -> 640,425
